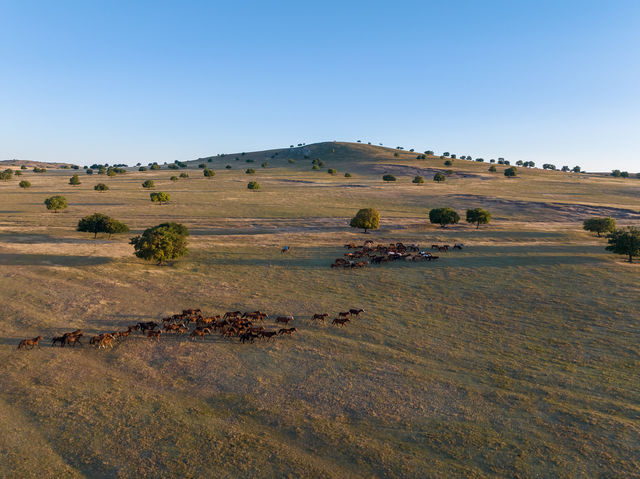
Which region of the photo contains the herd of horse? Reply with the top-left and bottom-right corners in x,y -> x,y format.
331,241 -> 463,268
16,307 -> 366,350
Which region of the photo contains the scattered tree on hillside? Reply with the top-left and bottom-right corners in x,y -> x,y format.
247,181 -> 260,190
488,165 -> 497,172
19,180 -> 31,188
44,195 -> 68,213
14,170 -> 22,176
69,174 -> 81,185
0,169 -> 13,181
328,168 -> 337,175
429,207 -> 460,228
466,208 -> 492,229
350,208 -> 380,234
606,227 -> 640,263
33,167 -> 47,173
572,166 -> 581,173
179,172 -> 189,178
412,175 -> 424,184
344,172 -> 352,177
77,213 -> 129,239
150,192 -> 170,204
142,180 -> 155,189
170,176 -> 178,181
583,217 -> 616,237
86,168 -> 94,174
203,168 -> 215,177
138,166 -> 148,172
444,160 -> 452,166
382,174 -> 396,182
245,168 -> 256,174
94,183 -> 109,191
504,166 -> 517,177
130,222 -> 189,265
433,172 -> 445,182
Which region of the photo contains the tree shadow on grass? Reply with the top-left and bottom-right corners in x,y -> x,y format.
0,253 -> 111,266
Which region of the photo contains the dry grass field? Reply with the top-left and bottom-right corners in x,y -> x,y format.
0,142 -> 639,478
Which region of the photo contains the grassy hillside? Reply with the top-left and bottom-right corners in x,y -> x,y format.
0,142 -> 638,478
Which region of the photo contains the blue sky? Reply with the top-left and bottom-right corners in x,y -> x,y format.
1,0 -> 639,171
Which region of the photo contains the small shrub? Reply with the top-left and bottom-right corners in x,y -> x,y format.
247,181 -> 260,190
488,165 -> 497,172
261,162 -> 268,168
142,180 -> 155,189
382,174 -> 396,182
170,176 -> 178,182
94,183 -> 109,191
198,163 -> 206,169
225,165 -> 232,169
288,159 -> 295,164
433,172 -> 445,182
86,168 -> 94,174
328,168 -> 337,175
179,172 -> 189,178
344,172 -> 352,177
412,175 -> 424,184
245,168 -> 256,174
44,195 -> 68,212
203,168 -> 215,177
504,166 -> 517,177
444,160 -> 452,166
138,166 -> 148,171
19,180 -> 31,188
150,192 -> 170,204
69,174 -> 81,185
312,165 -> 320,170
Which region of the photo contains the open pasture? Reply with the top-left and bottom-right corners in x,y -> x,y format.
0,143 -> 639,478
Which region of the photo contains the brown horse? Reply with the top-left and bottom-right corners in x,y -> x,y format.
147,330 -> 162,342
17,336 -> 43,350
312,313 -> 328,322
63,333 -> 84,347
278,328 -> 297,335
275,315 -> 294,325
332,317 -> 350,327
349,308 -> 365,317
258,330 -> 278,341
190,329 -> 207,341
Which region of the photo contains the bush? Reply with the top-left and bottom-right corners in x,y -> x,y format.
150,164 -> 160,170
69,174 -> 81,185
412,176 -> 424,184
14,170 -> 22,176
350,208 -> 380,233
203,168 -> 215,177
150,192 -> 170,204
170,176 -> 178,182
429,207 -> 460,228
130,222 -> 189,265
606,227 -> 640,263
433,172 -> 445,182
0,169 -> 13,181
33,167 -> 47,173
225,165 -> 232,169
504,166 -> 517,177
98,166 -> 106,174
444,160 -> 452,166
179,172 -> 189,178
94,183 -> 109,191
245,168 -> 256,174
344,172 -> 352,177
21,165 -> 27,170
247,181 -> 260,190
138,166 -> 148,172
288,159 -> 295,164
382,174 -> 396,182
261,162 -> 268,168
466,208 -> 492,229
312,165 -> 320,170
168,164 -> 179,170
198,163 -> 206,169
142,180 -> 155,189
611,170 -> 621,177
86,168 -> 94,174
44,195 -> 68,212
106,169 -> 116,177
77,213 -> 129,239
583,217 -> 616,237
488,165 -> 497,172
328,168 -> 337,175
19,180 -> 31,188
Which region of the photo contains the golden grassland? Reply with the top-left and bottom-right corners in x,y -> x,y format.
0,143 -> 638,478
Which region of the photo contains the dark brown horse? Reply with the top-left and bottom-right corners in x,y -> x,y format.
17,336 -> 43,350
332,317 -> 350,327
278,328 -> 297,335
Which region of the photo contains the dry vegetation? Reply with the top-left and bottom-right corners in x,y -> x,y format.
1,142 -> 639,478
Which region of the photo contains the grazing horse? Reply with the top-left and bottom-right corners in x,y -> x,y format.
312,313 -> 328,322
275,315 -> 294,325
438,245 -> 449,252
349,308 -> 364,317
278,327 -> 297,335
147,330 -> 162,343
331,317 -> 350,327
17,336 -> 43,350
281,245 -> 290,253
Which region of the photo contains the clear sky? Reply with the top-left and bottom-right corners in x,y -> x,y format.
1,0 -> 639,172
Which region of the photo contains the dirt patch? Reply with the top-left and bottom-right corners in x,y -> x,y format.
371,164 -> 488,180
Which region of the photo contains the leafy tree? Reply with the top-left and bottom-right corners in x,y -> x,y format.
429,207 -> 460,228
150,192 -> 170,204
312,165 -> 320,170
412,175 -> 424,184
142,180 -> 155,189
198,163 -> 206,169
86,168 -> 94,174
150,163 -> 160,170
246,168 -> 256,174
138,166 -> 148,172
344,172 -> 352,177
572,166 -> 581,173
77,213 -> 129,239
606,227 -> 640,263
350,208 -> 380,233
94,183 -> 109,191
433,172 -> 445,182
168,164 -> 179,170
170,176 -> 179,181
466,208 -> 492,229
444,160 -> 452,166
44,195 -> 68,213
382,174 -> 396,182
247,181 -> 260,190
130,222 -> 189,265
504,166 -> 517,177
611,170 -> 622,177
516,160 -> 524,166
0,169 -> 13,181
14,170 -> 22,176
261,162 -> 268,168
203,168 -> 215,177
33,167 -> 47,173
488,165 -> 497,172
19,180 -> 31,188
98,166 -> 106,174
583,217 -> 616,237
106,168 -> 116,177
179,172 -> 189,178
621,171 -> 629,178
328,168 -> 337,175
69,174 -> 81,185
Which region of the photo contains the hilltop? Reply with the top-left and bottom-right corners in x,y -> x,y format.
0,159 -> 76,169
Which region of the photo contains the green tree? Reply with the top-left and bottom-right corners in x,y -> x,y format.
433,172 -> 445,182
130,222 -> 189,265
247,181 -> 260,190
349,208 -> 380,233
328,168 -> 337,175
86,168 -> 94,174
106,168 -> 116,177
150,192 -> 170,204
69,174 -> 81,185
429,207 -> 460,228
77,213 -> 129,239
0,169 -> 13,181
170,176 -> 179,181
44,195 -> 68,213
203,168 -> 215,177
583,217 -> 616,237
245,168 -> 256,174
138,166 -> 148,172
444,160 -> 452,166
14,170 -> 22,176
412,175 -> 424,184
19,180 -> 31,188
504,166 -> 517,177
488,165 -> 497,172
606,227 -> 640,263
382,174 -> 396,182
344,172 -> 352,177
466,208 -> 492,229
142,180 -> 155,189
179,172 -> 189,178
94,183 -> 109,191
